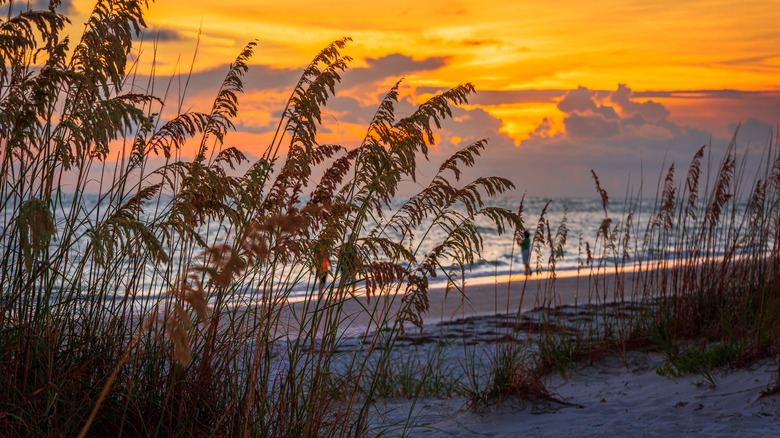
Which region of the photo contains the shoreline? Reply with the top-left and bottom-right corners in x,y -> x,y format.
280,266 -> 655,338
278,252 -> 752,339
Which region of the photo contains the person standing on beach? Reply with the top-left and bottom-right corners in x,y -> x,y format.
520,230 -> 532,276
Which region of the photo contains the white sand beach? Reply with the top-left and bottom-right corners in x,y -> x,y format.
284,268 -> 645,337
375,351 -> 780,437
281,268 -> 780,437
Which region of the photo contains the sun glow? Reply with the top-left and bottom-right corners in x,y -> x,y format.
51,0 -> 778,93
57,0 -> 780,163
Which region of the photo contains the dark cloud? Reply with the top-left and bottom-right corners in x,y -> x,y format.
557,86 -> 598,113
611,84 -> 669,122
440,89 -> 566,106
144,28 -> 185,43
655,119 -> 683,138
340,54 -> 450,85
4,0 -> 74,14
634,89 -> 763,99
556,87 -> 619,121
128,54 -> 451,137
312,55 -> 453,127
133,63 -> 301,99
548,86 -> 776,168
124,62 -> 303,135
564,113 -> 620,138
321,95 -> 366,120
29,0 -> 51,10
57,0 -> 75,14
728,118 -> 774,146
595,105 -> 619,119
245,66 -> 306,92
620,113 -> 646,129
546,85 -> 680,141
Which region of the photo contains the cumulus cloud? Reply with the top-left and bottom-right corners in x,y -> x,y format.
529,84 -> 687,144
418,84 -> 777,198
508,85 -> 721,193
611,84 -> 669,122
557,86 -> 599,113
564,113 -> 620,138
728,118 -> 774,146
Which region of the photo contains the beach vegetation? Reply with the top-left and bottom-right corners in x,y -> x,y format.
492,126 -> 779,407
644,302 -> 678,360
463,340 -> 563,408
0,0 -> 519,435
655,342 -> 747,386
521,130 -> 780,396
361,344 -> 461,399
535,330 -> 578,378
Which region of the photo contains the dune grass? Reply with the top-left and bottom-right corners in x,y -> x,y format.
434,131 -> 778,411
490,132 -> 780,396
0,1 -> 521,436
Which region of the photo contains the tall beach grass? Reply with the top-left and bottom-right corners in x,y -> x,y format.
496,130 -> 780,392
0,1 -> 520,435
388,130 -> 780,410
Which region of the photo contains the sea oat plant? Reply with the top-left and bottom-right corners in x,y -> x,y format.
0,0 -> 522,436
529,132 -> 780,381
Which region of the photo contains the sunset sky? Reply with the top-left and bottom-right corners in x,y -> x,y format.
61,1 -> 780,196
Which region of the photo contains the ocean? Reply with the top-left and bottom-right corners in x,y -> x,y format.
34,192 -> 754,306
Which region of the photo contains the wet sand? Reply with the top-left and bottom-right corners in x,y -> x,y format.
280,265 -> 662,337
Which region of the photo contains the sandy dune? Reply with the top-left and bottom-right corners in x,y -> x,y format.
277,267 -> 780,437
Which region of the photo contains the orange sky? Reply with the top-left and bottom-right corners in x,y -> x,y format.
58,0 -> 780,195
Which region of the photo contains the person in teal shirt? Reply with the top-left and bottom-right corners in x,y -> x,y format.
520,230 -> 531,276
